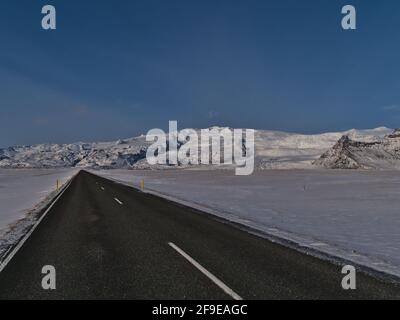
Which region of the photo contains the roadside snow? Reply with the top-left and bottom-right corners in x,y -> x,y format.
0,169 -> 77,259
96,169 -> 400,278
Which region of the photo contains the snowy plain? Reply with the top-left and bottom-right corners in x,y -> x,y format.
97,169 -> 400,278
0,169 -> 77,258
1,166 -> 400,279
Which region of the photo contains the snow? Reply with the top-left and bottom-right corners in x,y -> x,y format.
0,169 -> 77,259
254,127 -> 392,169
1,125 -> 399,275
0,127 -> 393,170
96,168 -> 400,278
314,130 -> 400,169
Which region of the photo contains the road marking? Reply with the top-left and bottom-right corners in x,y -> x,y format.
101,187 -> 105,191
0,175 -> 76,273
114,198 -> 123,205
168,242 -> 243,300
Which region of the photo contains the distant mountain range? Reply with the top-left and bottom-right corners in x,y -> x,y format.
314,129 -> 400,169
0,127 -> 397,170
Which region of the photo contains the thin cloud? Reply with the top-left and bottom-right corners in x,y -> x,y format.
72,104 -> 90,117
208,110 -> 219,119
382,105 -> 400,111
32,117 -> 49,126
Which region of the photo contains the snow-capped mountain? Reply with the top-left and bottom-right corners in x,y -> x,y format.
0,127 -> 394,170
0,137 -> 149,169
254,127 -> 392,169
313,129 -> 400,169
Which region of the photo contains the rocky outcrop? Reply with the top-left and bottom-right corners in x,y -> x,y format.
313,130 -> 400,169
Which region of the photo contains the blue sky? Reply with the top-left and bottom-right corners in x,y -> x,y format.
0,0 -> 400,147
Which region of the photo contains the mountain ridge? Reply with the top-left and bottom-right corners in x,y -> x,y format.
0,127 -> 394,170
313,129 -> 400,169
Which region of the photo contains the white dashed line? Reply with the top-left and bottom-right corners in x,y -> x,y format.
168,242 -> 243,300
114,198 -> 123,205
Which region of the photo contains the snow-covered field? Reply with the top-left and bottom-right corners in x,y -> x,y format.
0,169 -> 77,258
97,169 -> 400,277
2,167 -> 400,278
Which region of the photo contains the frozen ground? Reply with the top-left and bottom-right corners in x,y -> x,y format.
97,169 -> 400,277
0,169 -> 77,258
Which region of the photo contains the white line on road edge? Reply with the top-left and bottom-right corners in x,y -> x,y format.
0,176 -> 75,273
168,242 -> 243,300
114,198 -> 123,205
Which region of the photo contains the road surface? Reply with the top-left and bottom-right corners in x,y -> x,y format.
0,171 -> 399,299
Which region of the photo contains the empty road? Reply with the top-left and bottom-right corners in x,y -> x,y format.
0,171 -> 400,300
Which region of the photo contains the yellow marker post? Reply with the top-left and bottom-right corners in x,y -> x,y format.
140,179 -> 144,190
56,179 -> 60,191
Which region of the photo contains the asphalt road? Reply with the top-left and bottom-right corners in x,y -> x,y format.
0,170 -> 400,300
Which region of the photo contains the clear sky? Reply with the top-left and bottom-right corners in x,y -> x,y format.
0,0 -> 399,147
